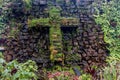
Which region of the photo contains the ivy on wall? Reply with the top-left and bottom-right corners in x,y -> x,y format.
0,0 -> 6,36
94,0 -> 120,62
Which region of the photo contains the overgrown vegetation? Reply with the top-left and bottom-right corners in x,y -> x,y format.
94,0 -> 120,79
0,0 -> 6,36
46,66 -> 92,80
0,0 -> 120,80
94,0 -> 120,62
102,61 -> 117,80
28,18 -> 50,27
0,52 -> 38,80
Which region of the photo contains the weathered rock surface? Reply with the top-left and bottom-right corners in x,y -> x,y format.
3,0 -> 109,70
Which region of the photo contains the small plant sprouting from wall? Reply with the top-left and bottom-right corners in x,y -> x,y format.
23,0 -> 32,11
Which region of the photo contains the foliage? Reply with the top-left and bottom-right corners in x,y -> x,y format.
93,0 -> 120,62
47,69 -> 92,80
0,52 -> 38,80
0,0 -> 6,36
80,74 -> 92,80
23,0 -> 32,10
0,15 -> 5,36
85,66 -> 98,79
45,65 -> 92,80
101,61 -> 117,80
93,0 -> 120,79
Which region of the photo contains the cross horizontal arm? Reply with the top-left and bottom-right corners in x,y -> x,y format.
28,18 -> 50,27
27,18 -> 80,27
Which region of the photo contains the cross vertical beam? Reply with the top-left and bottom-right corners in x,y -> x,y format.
46,7 -> 64,63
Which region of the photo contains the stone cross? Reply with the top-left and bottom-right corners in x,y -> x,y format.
27,7 -> 80,64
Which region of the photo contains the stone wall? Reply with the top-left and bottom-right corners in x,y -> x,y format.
3,0 -> 108,69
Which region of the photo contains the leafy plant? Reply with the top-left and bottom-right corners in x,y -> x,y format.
93,0 -> 120,79
80,74 -> 92,80
0,52 -> 38,80
85,66 -> 98,79
93,0 -> 120,62
102,61 -> 117,80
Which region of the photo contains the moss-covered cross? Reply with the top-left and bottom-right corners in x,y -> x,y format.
28,7 -> 79,64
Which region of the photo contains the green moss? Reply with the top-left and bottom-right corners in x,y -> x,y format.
49,24 -> 63,62
49,7 -> 61,17
28,18 -> 50,27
